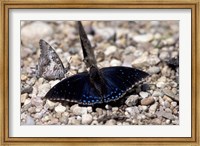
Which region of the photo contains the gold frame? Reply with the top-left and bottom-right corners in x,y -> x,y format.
0,0 -> 199,145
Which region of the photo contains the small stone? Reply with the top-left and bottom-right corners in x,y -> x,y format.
105,119 -> 117,125
132,54 -> 148,68
31,97 -> 43,107
163,89 -> 179,101
105,105 -> 112,110
151,118 -> 162,125
125,107 -> 136,116
166,119 -> 171,124
73,106 -> 87,116
21,93 -> 28,103
148,56 -> 160,65
110,59 -> 121,66
105,46 -> 117,56
163,95 -> 173,102
147,66 -> 160,74
37,83 -> 51,98
133,34 -> 153,43
152,91 -> 163,97
82,114 -> 93,125
23,98 -> 31,109
164,101 -> 170,108
162,112 -> 175,120
91,120 -> 99,125
96,108 -> 103,115
25,115 -> 35,125
159,51 -> 170,60
139,92 -> 148,98
125,95 -> 139,106
171,101 -> 177,107
55,104 -> 66,113
172,120 -> 179,125
87,107 -> 93,113
45,99 -> 56,110
156,82 -> 166,88
21,74 -> 28,81
149,102 -> 158,114
141,96 -> 155,106
112,107 -> 119,112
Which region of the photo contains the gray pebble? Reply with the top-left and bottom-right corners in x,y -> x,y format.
37,83 -> 51,98
159,51 -> 170,60
25,115 -> 35,125
105,46 -> 117,56
82,114 -> 93,125
105,119 -> 117,125
147,66 -> 160,74
139,92 -> 149,98
21,93 -> 28,103
149,102 -> 159,114
133,34 -> 153,43
125,95 -> 139,106
55,104 -> 66,113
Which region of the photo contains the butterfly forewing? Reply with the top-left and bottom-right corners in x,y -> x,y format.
78,21 -> 97,67
37,39 -> 67,80
101,66 -> 149,103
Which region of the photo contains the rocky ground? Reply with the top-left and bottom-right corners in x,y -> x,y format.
21,21 -> 179,125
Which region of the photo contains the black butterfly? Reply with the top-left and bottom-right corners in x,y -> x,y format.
45,21 -> 149,105
37,39 -> 69,80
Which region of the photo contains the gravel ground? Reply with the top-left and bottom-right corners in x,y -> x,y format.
21,21 -> 179,125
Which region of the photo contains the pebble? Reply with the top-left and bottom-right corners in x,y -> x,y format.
55,104 -> 66,113
37,83 -> 51,98
87,107 -> 93,113
25,115 -> 35,125
68,117 -> 81,125
151,118 -> 162,125
131,54 -> 148,67
23,98 -> 32,110
159,51 -> 170,60
105,46 -> 117,56
133,34 -> 153,43
105,105 -> 112,110
21,21 -> 53,47
21,93 -> 28,103
152,90 -> 163,97
49,80 -> 60,88
21,74 -> 28,81
147,66 -> 160,74
73,106 -> 87,116
148,56 -> 160,65
171,101 -> 177,107
139,92 -> 149,98
141,96 -> 155,106
110,59 -> 121,66
125,95 -> 139,106
163,95 -> 173,102
125,107 -> 136,116
156,82 -> 166,88
105,119 -> 117,125
82,114 -> 93,125
149,102 -> 158,114
45,99 -> 56,110
163,89 -> 179,101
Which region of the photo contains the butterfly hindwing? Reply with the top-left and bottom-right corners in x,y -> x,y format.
101,66 -> 149,103
37,39 -> 67,80
45,72 -> 102,105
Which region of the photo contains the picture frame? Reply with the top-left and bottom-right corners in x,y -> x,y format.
0,0 -> 199,145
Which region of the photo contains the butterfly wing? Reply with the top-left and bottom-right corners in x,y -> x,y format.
45,72 -> 102,105
37,39 -> 67,80
101,66 -> 149,103
78,21 -> 97,67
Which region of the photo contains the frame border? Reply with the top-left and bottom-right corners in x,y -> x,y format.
0,0 -> 199,145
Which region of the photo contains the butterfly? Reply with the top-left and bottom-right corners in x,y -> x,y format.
36,39 -> 69,80
45,21 -> 149,105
